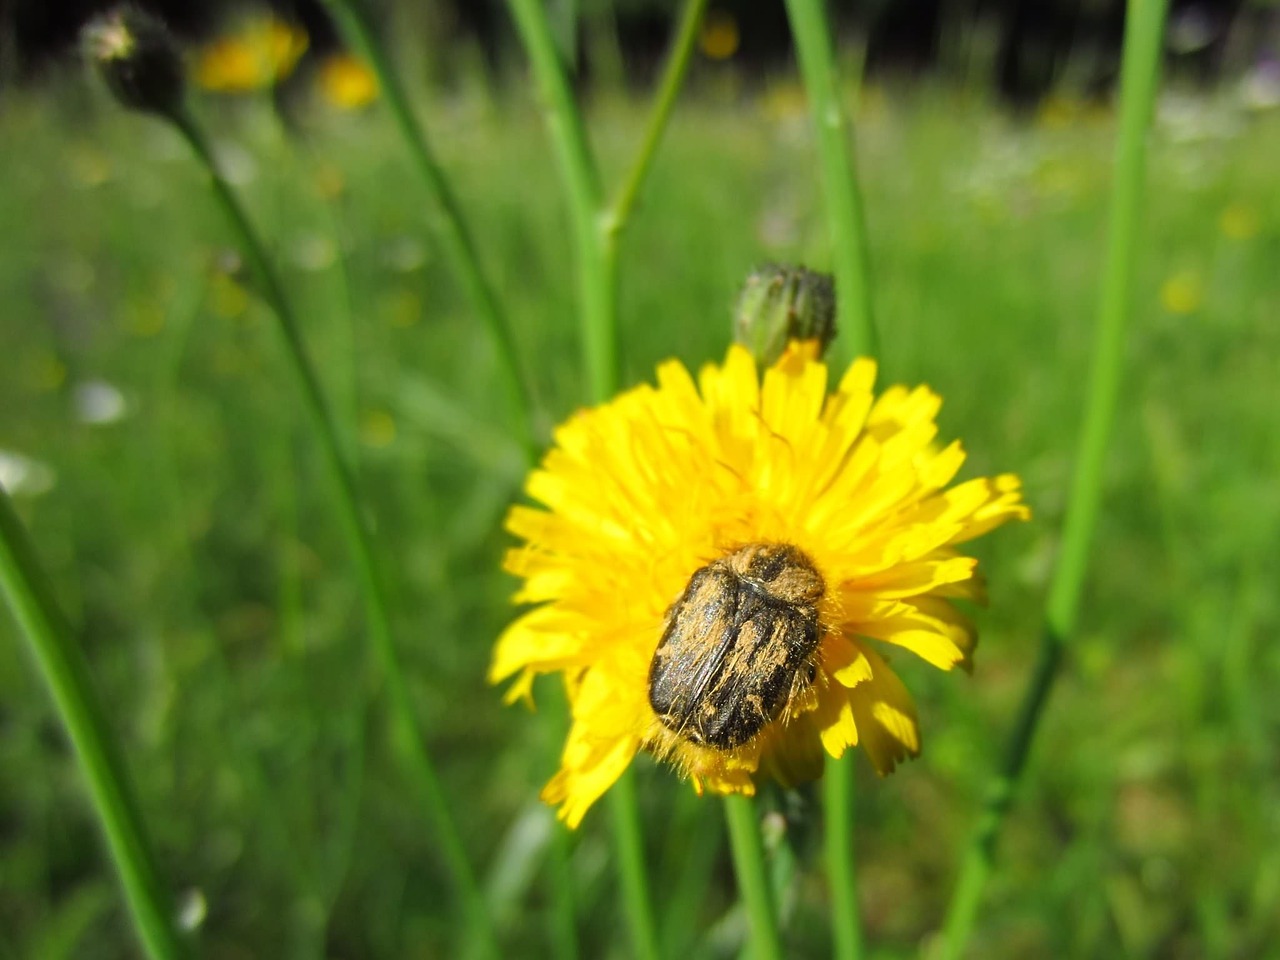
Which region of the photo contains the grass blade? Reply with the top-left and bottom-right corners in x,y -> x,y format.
940,0 -> 1171,953
0,489 -> 184,960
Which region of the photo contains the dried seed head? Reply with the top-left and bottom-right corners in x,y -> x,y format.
733,264 -> 837,366
84,7 -> 185,118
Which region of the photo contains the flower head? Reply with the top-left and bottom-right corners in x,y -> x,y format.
318,54 -> 379,110
492,342 -> 1029,827
193,15 -> 307,94
84,7 -> 185,118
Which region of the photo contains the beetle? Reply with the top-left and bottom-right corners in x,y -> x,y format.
648,542 -> 826,750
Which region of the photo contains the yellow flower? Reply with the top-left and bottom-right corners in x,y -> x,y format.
194,16 -> 308,93
698,11 -> 740,61
318,54 -> 379,110
492,342 -> 1029,827
1219,202 -> 1260,241
1159,270 -> 1204,315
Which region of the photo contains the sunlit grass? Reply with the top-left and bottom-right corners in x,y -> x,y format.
2,73 -> 1278,956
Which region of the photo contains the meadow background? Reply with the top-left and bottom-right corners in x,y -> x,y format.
1,4 -> 1279,957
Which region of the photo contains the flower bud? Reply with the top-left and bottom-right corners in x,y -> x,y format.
84,7 -> 185,119
733,264 -> 837,365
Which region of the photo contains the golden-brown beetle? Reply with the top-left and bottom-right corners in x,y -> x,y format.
648,543 -> 826,750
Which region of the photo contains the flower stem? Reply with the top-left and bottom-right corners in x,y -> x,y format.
318,0 -> 540,462
940,0 -> 1169,954
606,0 -> 710,233
824,754 -> 862,960
608,769 -> 661,960
723,794 -> 782,960
505,0 -> 616,402
781,0 -> 876,361
0,489 -> 184,960
782,3 -> 874,954
547,820 -> 580,960
167,106 -> 497,959
539,686 -> 579,960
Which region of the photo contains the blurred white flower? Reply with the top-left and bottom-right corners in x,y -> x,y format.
0,449 -> 56,497
289,232 -> 337,272
383,235 -> 428,273
213,140 -> 258,186
1167,6 -> 1218,55
176,888 -> 207,932
1157,92 -> 1243,143
73,379 -> 130,425
1240,59 -> 1280,112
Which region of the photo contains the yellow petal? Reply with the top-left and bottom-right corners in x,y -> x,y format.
815,682 -> 859,758
842,597 -> 975,671
848,647 -> 920,774
543,733 -> 639,828
845,555 -> 978,599
821,633 -> 875,687
758,710 -> 826,785
489,606 -> 587,681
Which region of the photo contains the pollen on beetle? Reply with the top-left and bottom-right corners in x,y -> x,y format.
649,543 -> 825,751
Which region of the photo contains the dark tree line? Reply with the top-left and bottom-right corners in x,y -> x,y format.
1,0 -> 1269,103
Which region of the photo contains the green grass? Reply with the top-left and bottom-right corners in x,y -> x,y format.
2,72 -> 1279,958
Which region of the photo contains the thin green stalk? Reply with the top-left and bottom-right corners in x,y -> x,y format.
318,0 -> 540,462
940,0 -> 1169,954
505,7 -> 710,959
606,0 -> 710,233
608,770 -> 661,960
782,0 -> 876,360
547,821 -> 579,960
823,755 -> 862,960
538,685 -> 579,960
783,3 -> 874,955
166,106 -> 497,959
0,489 -> 183,960
723,795 -> 782,960
506,0 -> 616,402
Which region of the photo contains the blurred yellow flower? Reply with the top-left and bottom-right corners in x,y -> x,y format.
319,54 -> 379,110
492,342 -> 1029,826
699,11 -> 740,61
360,410 -> 397,448
1160,270 -> 1204,315
194,16 -> 308,93
1219,202 -> 1260,241
759,79 -> 806,123
1036,94 -> 1083,130
210,270 -> 250,319
31,352 -> 67,393
313,164 -> 347,200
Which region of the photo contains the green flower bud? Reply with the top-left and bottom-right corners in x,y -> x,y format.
733,264 -> 837,366
84,7 -> 185,119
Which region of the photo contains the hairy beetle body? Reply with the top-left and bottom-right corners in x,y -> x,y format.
649,543 -> 825,750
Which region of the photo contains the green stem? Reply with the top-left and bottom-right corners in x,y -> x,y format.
940,0 -> 1169,954
505,0 -> 616,402
547,821 -> 579,960
608,769 -> 661,960
782,4 -> 875,955
823,754 -> 862,960
0,490 -> 183,960
606,0 -> 710,233
782,0 -> 876,360
167,106 -> 497,959
539,685 -> 579,960
318,0 -> 540,462
723,794 -> 782,960
505,7 -> 711,959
